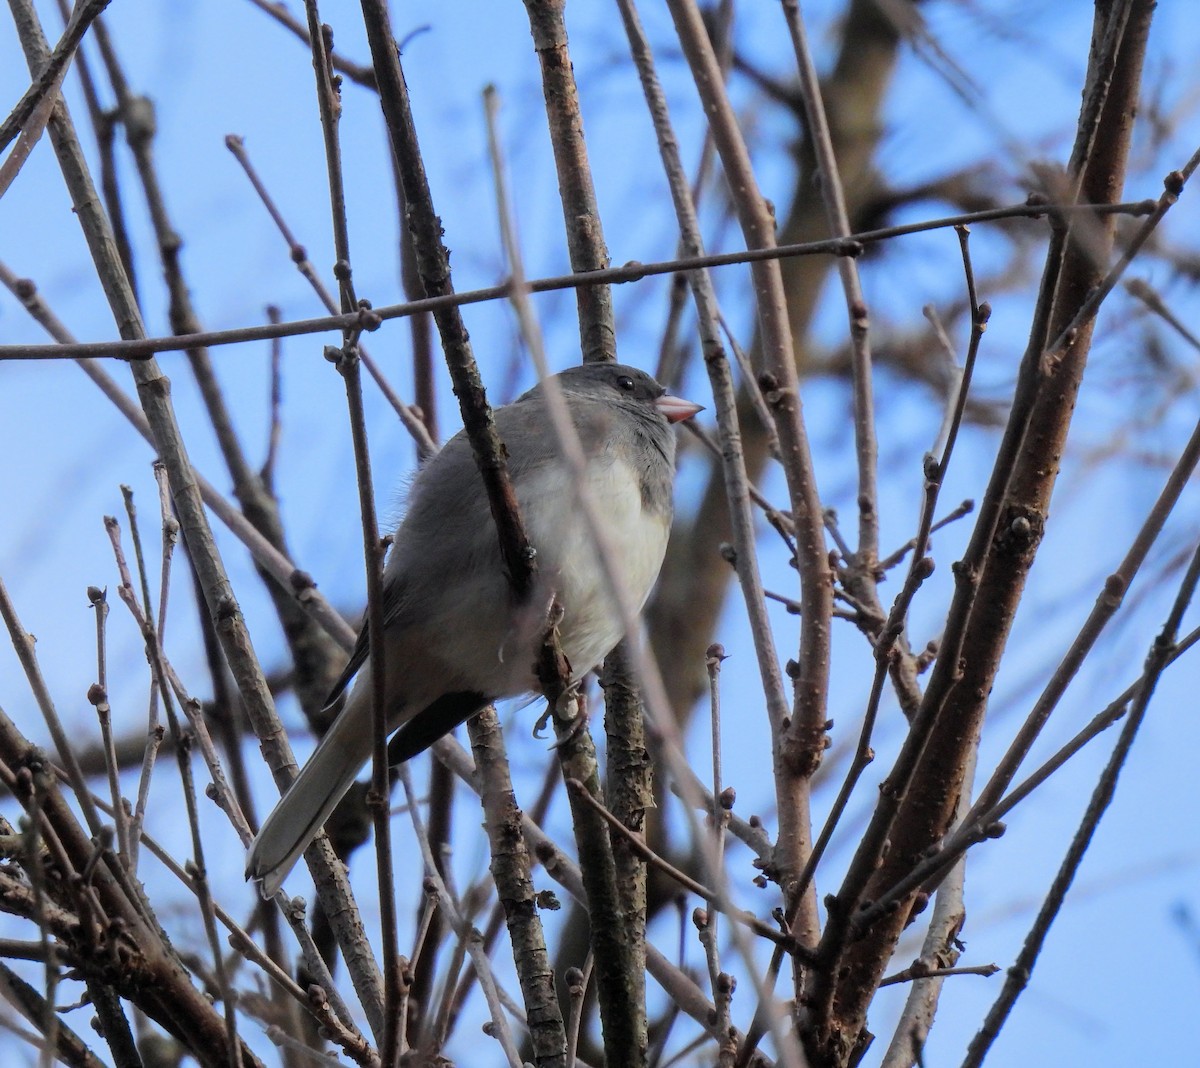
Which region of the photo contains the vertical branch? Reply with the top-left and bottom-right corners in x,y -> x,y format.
338,346 -> 399,1062
514,7 -> 655,1054
779,0 -> 879,573
86,587 -> 130,861
300,5 -> 402,1061
599,644 -> 650,1047
467,707 -> 568,1068
701,645 -> 736,1068
614,6 -> 811,1062
545,669 -> 643,1068
665,0 -> 832,941
519,0 -> 615,363
358,0 -> 537,604
484,47 -> 647,1065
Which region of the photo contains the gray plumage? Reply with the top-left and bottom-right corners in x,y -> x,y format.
246,363 -> 700,897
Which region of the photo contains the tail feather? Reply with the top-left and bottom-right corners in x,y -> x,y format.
246,702 -> 371,898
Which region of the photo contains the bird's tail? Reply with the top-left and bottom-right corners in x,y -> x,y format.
245,698 -> 372,898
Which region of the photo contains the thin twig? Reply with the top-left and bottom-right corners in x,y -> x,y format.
780,0 -> 880,573
878,500 -> 975,573
0,200 -> 1158,362
395,766 -> 525,1068
879,963 -> 999,989
0,0 -> 111,154
223,134 -> 435,458
564,779 -> 798,953
964,536 -> 1200,1066
301,5 -> 402,1060
852,622 -> 1200,938
85,587 -> 130,861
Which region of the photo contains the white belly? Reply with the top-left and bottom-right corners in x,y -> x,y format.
507,456 -> 669,689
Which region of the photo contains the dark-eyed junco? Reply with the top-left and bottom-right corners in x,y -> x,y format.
247,363 -> 702,896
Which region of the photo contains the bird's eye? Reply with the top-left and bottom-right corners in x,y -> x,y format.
617,375 -> 635,392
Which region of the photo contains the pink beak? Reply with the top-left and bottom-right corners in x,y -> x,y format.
655,394 -> 704,424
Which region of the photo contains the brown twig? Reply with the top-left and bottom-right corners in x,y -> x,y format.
797,229 -> 991,911
0,200 -> 1157,362
103,516 -> 250,843
0,0 -> 110,155
879,963 -> 999,989
667,0 -> 831,949
563,779 -> 798,953
852,621 -> 1200,939
301,6 -> 402,1061
431,736 -> 747,1048
564,957 -> 593,1068
395,766 -> 525,1068
244,0 -> 376,87
877,500 -> 975,573
964,535 -> 1200,1066
780,0 -> 880,580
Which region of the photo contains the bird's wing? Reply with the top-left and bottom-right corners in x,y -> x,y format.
322,626 -> 370,709
322,391 -> 619,711
385,690 -> 489,765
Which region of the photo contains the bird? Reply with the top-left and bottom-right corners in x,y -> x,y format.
246,362 -> 702,897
